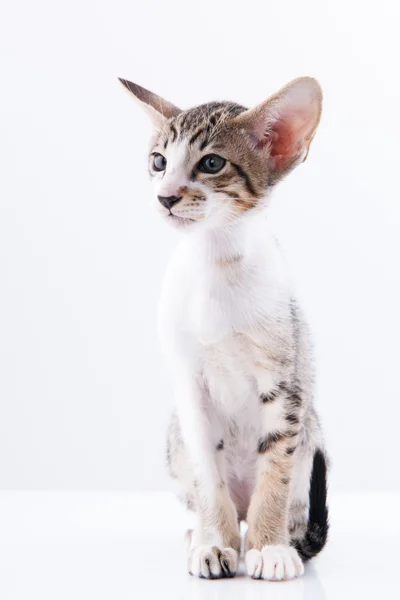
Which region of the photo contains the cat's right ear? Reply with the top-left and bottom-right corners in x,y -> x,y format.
118,78 -> 181,127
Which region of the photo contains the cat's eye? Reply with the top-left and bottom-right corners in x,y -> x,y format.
153,153 -> 167,172
198,154 -> 226,174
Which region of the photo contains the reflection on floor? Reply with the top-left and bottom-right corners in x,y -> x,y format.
0,491 -> 398,599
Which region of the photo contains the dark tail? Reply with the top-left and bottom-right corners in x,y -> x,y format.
293,449 -> 329,562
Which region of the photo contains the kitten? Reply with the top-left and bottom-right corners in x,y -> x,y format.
120,76 -> 328,581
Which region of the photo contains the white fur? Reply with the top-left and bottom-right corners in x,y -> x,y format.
189,545 -> 239,579
245,545 -> 304,580
159,209 -> 292,495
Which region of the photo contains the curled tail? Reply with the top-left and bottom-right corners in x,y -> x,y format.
293,449 -> 329,562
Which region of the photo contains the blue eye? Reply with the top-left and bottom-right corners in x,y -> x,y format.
198,154 -> 226,174
153,153 -> 167,171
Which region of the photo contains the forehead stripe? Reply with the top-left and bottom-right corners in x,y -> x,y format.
170,124 -> 178,142
199,135 -> 211,151
188,127 -> 205,146
177,111 -> 189,131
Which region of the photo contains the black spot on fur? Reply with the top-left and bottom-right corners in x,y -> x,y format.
292,449 -> 329,561
279,382 -> 303,409
261,389 -> 280,403
216,440 -> 224,451
286,412 -> 300,425
288,391 -> 303,409
258,431 -> 286,453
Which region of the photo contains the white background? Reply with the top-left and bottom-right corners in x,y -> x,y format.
1,0 -> 399,493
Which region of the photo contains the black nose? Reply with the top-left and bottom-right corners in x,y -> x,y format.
158,195 -> 182,210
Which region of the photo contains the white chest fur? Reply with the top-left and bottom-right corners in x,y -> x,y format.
159,214 -> 292,411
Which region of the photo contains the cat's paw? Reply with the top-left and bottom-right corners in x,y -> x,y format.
245,545 -> 304,581
189,545 -> 238,579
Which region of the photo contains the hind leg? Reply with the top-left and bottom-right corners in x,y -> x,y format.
166,413 -> 240,579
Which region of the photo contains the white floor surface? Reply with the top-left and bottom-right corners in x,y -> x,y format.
0,491 -> 398,599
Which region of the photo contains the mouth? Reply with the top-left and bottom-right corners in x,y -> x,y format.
166,213 -> 196,227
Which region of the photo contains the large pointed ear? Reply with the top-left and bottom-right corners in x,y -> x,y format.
234,77 -> 322,182
118,78 -> 182,127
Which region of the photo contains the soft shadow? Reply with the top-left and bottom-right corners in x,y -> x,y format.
302,563 -> 328,600
187,561 -> 327,600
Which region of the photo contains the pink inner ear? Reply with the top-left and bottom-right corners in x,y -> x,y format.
269,104 -> 318,170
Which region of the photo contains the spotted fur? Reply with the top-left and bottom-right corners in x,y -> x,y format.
120,76 -> 328,581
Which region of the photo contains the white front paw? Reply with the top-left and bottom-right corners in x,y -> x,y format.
245,545 -> 304,581
189,545 -> 238,579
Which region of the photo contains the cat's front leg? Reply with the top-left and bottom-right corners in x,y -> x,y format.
175,375 -> 241,579
245,385 -> 305,581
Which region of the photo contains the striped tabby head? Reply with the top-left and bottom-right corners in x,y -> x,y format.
120,77 -> 322,229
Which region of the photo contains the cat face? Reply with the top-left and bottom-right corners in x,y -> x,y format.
120,78 -> 322,230
146,102 -> 266,229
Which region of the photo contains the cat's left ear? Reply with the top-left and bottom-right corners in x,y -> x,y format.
118,78 -> 182,127
234,77 -> 322,182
